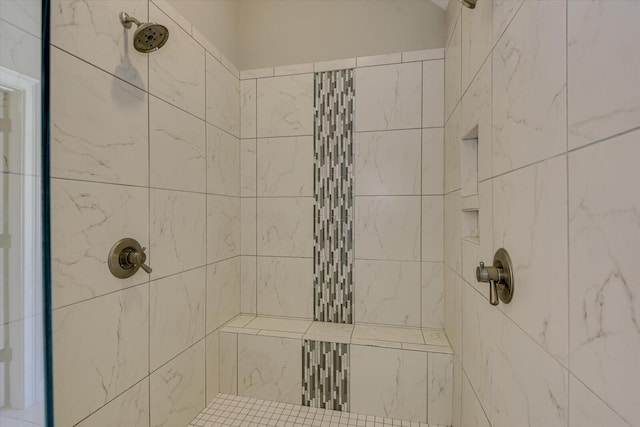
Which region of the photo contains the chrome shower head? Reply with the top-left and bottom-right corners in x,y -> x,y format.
458,0 -> 477,9
119,12 -> 169,53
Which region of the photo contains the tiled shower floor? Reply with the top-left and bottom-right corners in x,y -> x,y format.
190,394 -> 449,427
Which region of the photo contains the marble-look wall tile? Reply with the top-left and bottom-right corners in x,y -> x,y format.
422,196 -> 444,262
444,15 -> 461,123
444,104 -> 461,194
51,179 -> 148,309
206,257 -> 240,333
492,0 -> 566,176
569,376 -> 631,427
51,0 -> 148,89
451,356 -> 462,427
207,194 -> 240,263
149,3 -> 205,119
0,0 -> 41,37
422,262 -> 444,329
444,267 -> 462,356
357,52 -> 401,67
493,156 -> 568,362
355,62 -> 422,132
422,59 -> 445,128
0,20 -> 40,79
51,48 -> 148,186
422,128 -> 444,195
150,189 -> 206,279
461,0 -> 492,93
462,281 -> 494,414
461,374 -> 490,427
461,59 -> 491,182
428,352 -> 453,425
257,74 -> 313,137
445,0 -> 461,47
351,345 -> 427,422
568,131 -> 640,426
150,97 -> 206,192
355,196 -> 421,261
257,197 -> 312,257
568,0 -> 640,149
205,331 -> 220,402
491,310 -> 568,427
444,190 -> 461,274
354,130 -> 421,196
257,136 -> 313,197
493,0 -> 525,44
150,341 -> 205,427
53,285 -> 149,427
206,53 -> 240,137
75,378 -> 149,427
240,256 -> 257,314
150,267 -> 206,371
219,332 -> 238,394
240,139 -> 257,197
150,0 -> 192,35
257,257 -> 313,319
354,260 -> 421,327
240,79 -> 257,139
237,334 -> 302,404
241,198 -> 257,255
207,126 -> 239,196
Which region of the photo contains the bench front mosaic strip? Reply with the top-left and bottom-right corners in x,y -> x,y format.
302,339 -> 350,411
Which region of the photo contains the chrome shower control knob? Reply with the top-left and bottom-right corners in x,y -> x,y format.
108,238 -> 152,278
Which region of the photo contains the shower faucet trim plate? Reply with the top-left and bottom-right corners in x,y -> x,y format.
108,237 -> 152,278
476,248 -> 514,306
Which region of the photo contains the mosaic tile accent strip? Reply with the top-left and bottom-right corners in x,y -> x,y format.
302,339 -> 350,411
313,69 -> 355,323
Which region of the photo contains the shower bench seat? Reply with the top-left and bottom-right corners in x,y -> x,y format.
214,314 -> 453,426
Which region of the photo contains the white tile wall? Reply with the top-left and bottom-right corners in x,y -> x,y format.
257,136 -> 313,197
256,74 -> 313,137
237,335 -> 302,404
242,50 -> 446,350
444,0 -> 639,426
150,341 -> 206,427
51,179 -> 149,309
50,1 -> 241,425
351,345 -> 427,422
150,97 -> 206,192
355,62 -> 422,132
150,267 -> 206,371
51,48 -> 149,186
52,285 -> 149,426
567,0 -> 640,149
149,3 -> 205,119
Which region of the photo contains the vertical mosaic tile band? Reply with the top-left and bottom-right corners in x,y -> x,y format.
302,340 -> 350,411
313,69 -> 355,323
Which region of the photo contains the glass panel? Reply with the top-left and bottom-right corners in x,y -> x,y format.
0,0 -> 48,425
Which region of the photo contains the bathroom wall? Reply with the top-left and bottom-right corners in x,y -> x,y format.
168,0 -> 446,71
49,0 -> 240,425
166,0 -> 238,66
238,51 -> 446,330
444,1 -> 640,426
236,0 -> 446,69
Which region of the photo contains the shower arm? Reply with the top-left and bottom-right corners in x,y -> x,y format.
119,12 -> 141,29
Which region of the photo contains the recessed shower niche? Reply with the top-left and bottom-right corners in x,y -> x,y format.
461,126 -> 479,243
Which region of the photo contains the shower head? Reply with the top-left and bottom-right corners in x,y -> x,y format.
458,0 -> 477,9
119,12 -> 169,53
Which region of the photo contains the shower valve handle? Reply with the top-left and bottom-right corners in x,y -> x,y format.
108,238 -> 152,278
476,249 -> 515,306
